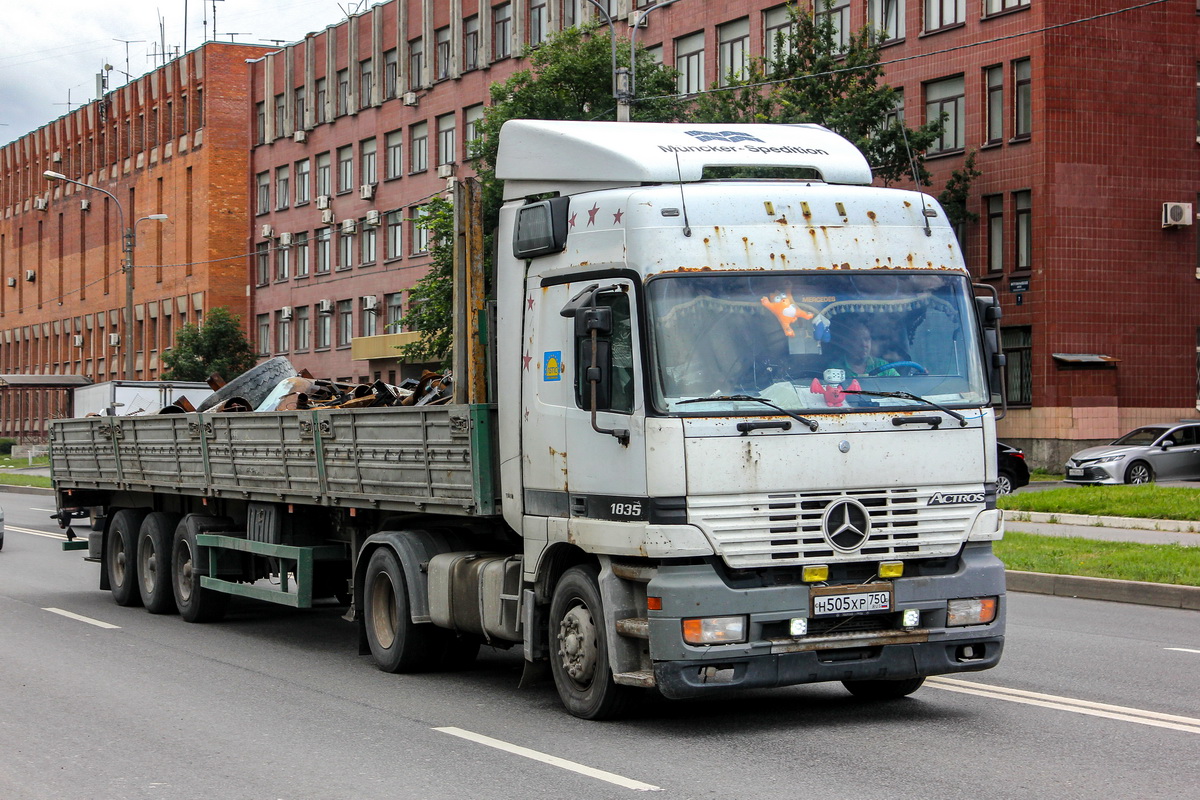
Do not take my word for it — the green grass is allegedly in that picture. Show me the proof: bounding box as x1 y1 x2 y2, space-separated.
997 531 1200 586
1029 467 1063 482
0 473 53 489
0 455 49 469
998 484 1200 521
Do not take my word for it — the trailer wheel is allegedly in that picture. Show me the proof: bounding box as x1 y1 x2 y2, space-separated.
106 509 147 607
363 547 444 673
196 355 297 412
172 520 230 623
842 676 925 700
549 565 634 720
137 512 181 614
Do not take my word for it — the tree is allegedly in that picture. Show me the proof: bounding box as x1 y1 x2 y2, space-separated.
160 306 257 382
396 198 455 367
688 3 943 187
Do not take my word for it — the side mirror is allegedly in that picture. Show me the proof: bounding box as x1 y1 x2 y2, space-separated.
578 339 613 411
1161 440 1175 450
575 305 612 338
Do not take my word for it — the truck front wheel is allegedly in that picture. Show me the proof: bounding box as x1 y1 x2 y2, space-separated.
363 547 443 673
106 509 147 607
842 676 925 700
138 512 181 614
549 566 633 720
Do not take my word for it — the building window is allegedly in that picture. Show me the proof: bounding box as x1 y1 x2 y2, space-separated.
529 0 548 47
256 172 270 215
337 300 353 347
386 131 403 179
676 32 705 95
868 0 905 42
316 152 331 197
294 306 310 351
925 75 965 154
409 38 424 90
412 205 431 254
411 122 428 173
1013 58 1032 140
386 211 404 259
883 89 905 128
437 114 456 166
315 78 328 124
924 0 965 31
1014 190 1032 271
494 3 513 60
255 242 270 285
275 311 291 352
361 138 377 185
361 225 377 265
294 86 307 129
985 195 1003 273
359 59 373 109
274 93 287 137
383 49 398 99
816 0 849 51
562 0 581 27
317 307 332 349
257 314 271 356
985 0 1029 15
255 102 266 143
436 27 452 80
295 159 310 205
386 292 404 329
294 231 309 277
316 227 332 274
275 241 290 281
1002 326 1032 406
275 166 290 210
361 305 378 337
763 6 793 68
336 69 350 116
339 228 355 269
337 145 354 193
464 104 484 160
985 65 1003 145
463 16 480 71
718 19 749 87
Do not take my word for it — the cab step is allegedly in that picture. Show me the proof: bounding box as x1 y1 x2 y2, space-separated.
615 617 649 639
613 670 655 688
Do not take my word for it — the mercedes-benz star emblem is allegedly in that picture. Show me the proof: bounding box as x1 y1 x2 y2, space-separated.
822 499 871 552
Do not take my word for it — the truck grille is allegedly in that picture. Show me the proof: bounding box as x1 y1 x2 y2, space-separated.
688 486 976 569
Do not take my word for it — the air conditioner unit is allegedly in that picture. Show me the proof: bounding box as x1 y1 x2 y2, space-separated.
341 218 357 233
364 209 381 227
293 129 307 143
52 151 63 163
280 306 293 321
279 232 294 246
403 91 419 106
109 333 121 346
24 270 35 282
321 209 335 224
5 278 15 288
317 299 334 314
1162 202 1193 228
360 294 378 311
80 198 91 211
261 224 274 239
33 197 48 211
316 195 330 210
359 183 374 200
436 163 455 179
73 335 84 347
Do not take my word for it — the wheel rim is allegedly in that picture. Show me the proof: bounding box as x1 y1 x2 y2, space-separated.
111 531 128 586
1130 465 1150 484
369 571 399 650
557 601 599 688
176 540 194 603
997 476 1012 495
139 536 158 593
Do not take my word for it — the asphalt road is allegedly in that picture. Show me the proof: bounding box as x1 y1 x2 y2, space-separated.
1 491 1199 799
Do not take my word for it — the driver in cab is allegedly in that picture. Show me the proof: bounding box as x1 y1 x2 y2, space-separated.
826 316 898 378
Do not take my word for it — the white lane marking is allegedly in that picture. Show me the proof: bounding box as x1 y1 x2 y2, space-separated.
43 608 120 629
1165 647 1200 655
29 507 59 513
7 524 72 540
928 677 1200 734
434 726 661 792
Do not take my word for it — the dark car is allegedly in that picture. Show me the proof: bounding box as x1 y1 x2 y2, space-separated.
996 442 1030 495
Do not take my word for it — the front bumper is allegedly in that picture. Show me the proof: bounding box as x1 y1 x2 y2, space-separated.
643 542 1006 699
1063 463 1123 484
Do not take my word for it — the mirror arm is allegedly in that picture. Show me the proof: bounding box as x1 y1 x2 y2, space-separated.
588 326 629 445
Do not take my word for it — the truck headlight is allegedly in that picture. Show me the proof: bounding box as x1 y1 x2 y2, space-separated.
946 597 998 627
682 616 747 645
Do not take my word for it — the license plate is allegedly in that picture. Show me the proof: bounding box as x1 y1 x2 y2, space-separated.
1068 468 1084 477
811 585 892 617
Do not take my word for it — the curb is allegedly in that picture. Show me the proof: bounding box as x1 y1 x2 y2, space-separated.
0 483 53 496
1003 509 1200 534
1006 570 1200 611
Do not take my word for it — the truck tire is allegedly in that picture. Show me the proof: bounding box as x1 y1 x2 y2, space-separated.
842 676 926 700
549 565 634 720
172 519 230 623
196 356 297 412
106 509 147 607
363 547 445 673
137 512 181 614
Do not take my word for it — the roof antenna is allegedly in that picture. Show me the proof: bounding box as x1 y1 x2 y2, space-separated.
899 122 934 238
674 151 692 237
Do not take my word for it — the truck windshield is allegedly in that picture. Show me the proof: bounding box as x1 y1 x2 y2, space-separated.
645 271 989 416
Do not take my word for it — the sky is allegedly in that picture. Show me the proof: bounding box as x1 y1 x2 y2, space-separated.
1 0 376 146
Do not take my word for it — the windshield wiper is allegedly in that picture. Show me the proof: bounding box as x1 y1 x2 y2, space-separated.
841 389 967 427
675 395 819 432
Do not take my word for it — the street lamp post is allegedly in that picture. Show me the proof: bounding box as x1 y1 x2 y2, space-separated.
585 0 683 122
43 170 167 380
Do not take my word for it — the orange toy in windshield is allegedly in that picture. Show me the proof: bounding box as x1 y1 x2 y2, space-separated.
760 291 814 337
